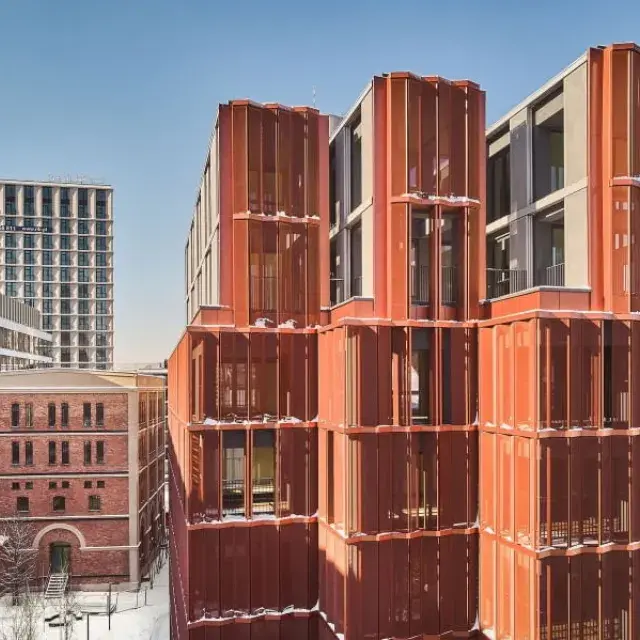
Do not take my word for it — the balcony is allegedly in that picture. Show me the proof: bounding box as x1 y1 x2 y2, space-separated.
538 262 565 288
411 265 429 305
486 263 565 299
330 278 344 306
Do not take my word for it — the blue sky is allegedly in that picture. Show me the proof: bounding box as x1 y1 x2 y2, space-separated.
0 0 637 363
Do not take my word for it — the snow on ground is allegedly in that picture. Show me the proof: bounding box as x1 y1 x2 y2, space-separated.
0 560 169 640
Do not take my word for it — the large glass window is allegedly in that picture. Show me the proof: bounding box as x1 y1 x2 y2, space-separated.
349 222 362 297
96 190 108 219
78 189 89 218
42 186 53 217
4 266 16 281
4 185 16 215
23 186 34 216
252 430 275 515
60 188 71 217
222 431 245 516
5 250 16 264
60 235 72 250
23 235 34 249
11 441 19 465
350 111 362 211
78 237 90 251
96 237 107 251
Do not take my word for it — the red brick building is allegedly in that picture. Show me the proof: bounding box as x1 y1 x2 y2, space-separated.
0 369 166 588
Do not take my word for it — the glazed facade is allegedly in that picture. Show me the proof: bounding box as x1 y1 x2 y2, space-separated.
169 42 640 640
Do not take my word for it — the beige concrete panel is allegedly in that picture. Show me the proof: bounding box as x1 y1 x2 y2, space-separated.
533 91 563 126
563 62 588 186
564 187 589 288
509 108 528 130
360 88 374 205
488 132 510 158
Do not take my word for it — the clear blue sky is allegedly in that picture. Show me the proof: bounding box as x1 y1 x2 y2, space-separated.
0 0 637 363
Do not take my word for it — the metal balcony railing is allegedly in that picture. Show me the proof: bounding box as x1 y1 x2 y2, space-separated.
441 266 457 305
222 479 245 516
251 477 275 515
540 262 565 287
411 264 430 304
486 268 529 299
330 278 344 306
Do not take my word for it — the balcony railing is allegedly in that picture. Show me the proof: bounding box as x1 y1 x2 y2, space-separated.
441 266 457 305
222 479 245 516
251 477 275 515
539 262 565 287
411 265 429 304
486 268 529 298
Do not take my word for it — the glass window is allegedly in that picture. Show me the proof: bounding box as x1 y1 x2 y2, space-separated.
5 266 16 281
23 186 34 216
25 403 33 428
59 188 71 217
11 482 19 490
43 299 53 314
96 333 109 347
96 301 108 315
60 268 72 283
25 441 33 465
84 441 91 464
78 236 90 251
61 481 69 489
24 266 35 280
96 269 108 283
24 283 36 298
83 403 91 427
23 251 35 265
23 235 34 249
60 219 72 234
5 234 17 248
5 283 17 297
60 235 72 250
61 300 71 315
16 497 29 513
78 220 89 235
96 237 107 251
61 441 69 465
84 480 92 489
95 253 107 267
78 189 89 218
42 186 53 216
61 316 71 330
96 441 104 464
97 480 105 489
96 221 107 236
11 403 19 427
96 317 109 331
48 402 56 427
88 495 101 511
78 268 90 283
43 234 53 249
61 402 69 427
78 253 90 267
11 441 19 465
48 441 56 464
42 250 53 265
52 496 65 512
43 315 54 331
25 481 33 490
96 285 108 299
61 285 71 299
60 251 72 266
96 190 108 219
5 185 16 214
79 284 90 299
78 301 90 315
43 283 54 297
96 403 104 427
43 267 54 282
79 316 92 330
5 249 16 264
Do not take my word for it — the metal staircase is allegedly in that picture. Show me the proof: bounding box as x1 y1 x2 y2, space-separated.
45 573 68 599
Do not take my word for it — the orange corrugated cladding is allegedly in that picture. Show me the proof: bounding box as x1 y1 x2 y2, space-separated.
169 44 640 640
479 44 640 640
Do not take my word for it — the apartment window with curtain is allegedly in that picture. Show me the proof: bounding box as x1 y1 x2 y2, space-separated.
25 442 33 466
96 403 104 428
11 403 19 428
96 441 104 464
83 403 91 427
11 442 19 466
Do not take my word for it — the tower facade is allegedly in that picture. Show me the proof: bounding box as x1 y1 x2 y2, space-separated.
169 101 328 639
319 73 485 638
480 43 640 639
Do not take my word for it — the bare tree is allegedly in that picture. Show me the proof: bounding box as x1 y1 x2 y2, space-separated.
0 518 40 640
0 518 37 605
